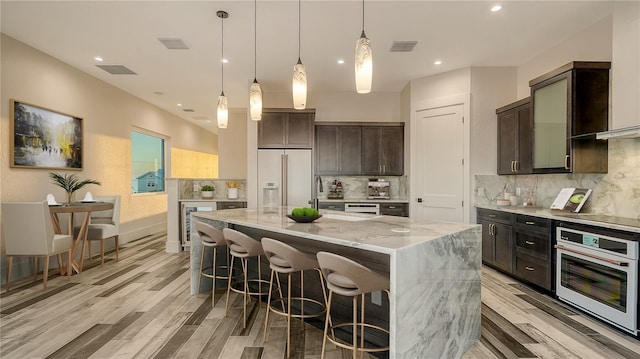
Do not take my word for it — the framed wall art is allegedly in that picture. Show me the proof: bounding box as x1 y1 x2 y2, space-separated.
10 99 83 170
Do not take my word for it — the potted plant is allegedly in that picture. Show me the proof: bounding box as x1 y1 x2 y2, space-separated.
201 184 215 199
50 172 101 204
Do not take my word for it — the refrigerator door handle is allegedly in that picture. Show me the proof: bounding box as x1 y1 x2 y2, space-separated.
282 154 288 206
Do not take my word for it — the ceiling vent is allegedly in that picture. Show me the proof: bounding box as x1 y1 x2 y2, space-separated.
182 108 196 112
158 38 190 50
96 65 137 75
390 41 419 52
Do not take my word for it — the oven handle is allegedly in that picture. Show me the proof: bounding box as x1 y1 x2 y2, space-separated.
554 244 629 267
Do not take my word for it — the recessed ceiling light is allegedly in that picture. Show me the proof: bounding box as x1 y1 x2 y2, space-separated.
222 58 229 63
94 56 103 62
177 103 182 107
337 59 345 65
434 60 442 65
491 5 502 12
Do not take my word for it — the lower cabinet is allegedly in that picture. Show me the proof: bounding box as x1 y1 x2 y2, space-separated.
379 203 409 217
477 208 553 291
318 202 345 211
217 201 247 210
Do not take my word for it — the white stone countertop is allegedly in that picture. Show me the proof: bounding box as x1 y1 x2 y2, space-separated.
318 198 410 203
179 198 247 202
476 204 640 234
192 206 478 254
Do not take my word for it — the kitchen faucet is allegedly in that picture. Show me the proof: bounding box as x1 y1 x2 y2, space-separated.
310 175 323 209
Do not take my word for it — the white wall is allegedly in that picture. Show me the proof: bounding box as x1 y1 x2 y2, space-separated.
1 34 218 242
516 16 613 99
218 108 248 179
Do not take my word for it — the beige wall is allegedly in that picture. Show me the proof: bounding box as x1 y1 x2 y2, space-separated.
218 108 248 179
1 34 218 242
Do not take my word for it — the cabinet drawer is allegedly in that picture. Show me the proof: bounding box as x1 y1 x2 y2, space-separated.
380 203 408 217
514 230 549 259
477 209 513 225
515 215 549 232
318 202 345 211
513 254 551 290
217 201 247 210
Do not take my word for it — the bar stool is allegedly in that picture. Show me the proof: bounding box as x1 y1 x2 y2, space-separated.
261 237 328 358
195 222 230 306
316 251 390 359
222 228 270 329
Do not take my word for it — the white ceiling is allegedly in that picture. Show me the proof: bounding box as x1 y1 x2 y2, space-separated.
1 1 613 134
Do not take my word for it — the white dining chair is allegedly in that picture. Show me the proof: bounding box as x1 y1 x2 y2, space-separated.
77 195 121 267
2 201 73 290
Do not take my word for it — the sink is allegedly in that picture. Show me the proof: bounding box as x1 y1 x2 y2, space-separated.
323 213 375 222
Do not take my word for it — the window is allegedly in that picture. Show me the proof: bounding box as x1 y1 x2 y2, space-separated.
131 130 165 193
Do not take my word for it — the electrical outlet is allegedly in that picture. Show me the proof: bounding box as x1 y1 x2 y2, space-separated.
477 187 485 196
516 187 521 196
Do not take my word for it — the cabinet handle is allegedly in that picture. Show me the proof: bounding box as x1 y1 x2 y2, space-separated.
389 206 396 209
525 266 535 271
525 241 535 245
511 161 515 173
564 155 570 170
489 214 496 218
515 161 519 173
489 223 495 236
525 221 535 225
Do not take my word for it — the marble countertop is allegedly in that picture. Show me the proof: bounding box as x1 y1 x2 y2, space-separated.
193 206 478 254
318 198 410 203
179 198 247 202
476 204 640 234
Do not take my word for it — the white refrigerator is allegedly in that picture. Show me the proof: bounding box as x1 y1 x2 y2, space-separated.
257 149 312 208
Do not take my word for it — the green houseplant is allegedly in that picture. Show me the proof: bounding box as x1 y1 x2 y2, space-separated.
201 184 215 199
50 172 101 204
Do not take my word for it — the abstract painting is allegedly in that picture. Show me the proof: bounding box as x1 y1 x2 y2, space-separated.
10 99 83 170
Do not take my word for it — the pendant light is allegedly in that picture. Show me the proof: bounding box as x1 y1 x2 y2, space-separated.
217 10 229 129
292 0 307 110
355 0 372 94
249 0 262 121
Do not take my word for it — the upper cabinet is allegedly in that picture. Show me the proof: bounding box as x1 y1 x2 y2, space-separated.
258 110 315 149
529 61 610 173
496 98 532 175
315 125 362 175
361 125 404 176
314 123 404 176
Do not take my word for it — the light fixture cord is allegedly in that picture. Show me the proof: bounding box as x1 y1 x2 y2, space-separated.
362 0 365 32
221 14 225 92
298 0 301 59
254 0 257 78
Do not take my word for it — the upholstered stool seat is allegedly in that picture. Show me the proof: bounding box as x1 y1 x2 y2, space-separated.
316 251 390 359
222 228 270 329
261 237 328 357
195 222 230 306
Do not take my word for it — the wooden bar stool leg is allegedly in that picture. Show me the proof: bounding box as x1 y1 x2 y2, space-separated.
6 256 13 291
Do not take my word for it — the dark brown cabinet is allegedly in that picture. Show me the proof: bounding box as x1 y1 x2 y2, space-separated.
315 125 362 175
513 215 552 290
216 201 247 210
478 209 513 272
258 110 314 149
529 62 609 173
496 98 532 175
361 125 404 176
318 202 345 211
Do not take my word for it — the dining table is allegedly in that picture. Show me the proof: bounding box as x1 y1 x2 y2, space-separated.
49 201 114 274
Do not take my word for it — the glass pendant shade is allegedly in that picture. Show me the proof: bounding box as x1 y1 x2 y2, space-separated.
355 31 372 94
217 92 228 129
249 80 263 121
292 58 307 110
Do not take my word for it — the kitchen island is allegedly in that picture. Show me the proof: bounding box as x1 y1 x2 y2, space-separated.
191 207 482 359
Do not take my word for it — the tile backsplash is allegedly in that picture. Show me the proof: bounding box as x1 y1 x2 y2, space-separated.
316 175 408 200
474 139 640 219
178 178 247 200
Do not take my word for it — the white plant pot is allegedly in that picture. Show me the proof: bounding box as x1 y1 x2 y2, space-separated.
201 191 214 199
227 188 238 199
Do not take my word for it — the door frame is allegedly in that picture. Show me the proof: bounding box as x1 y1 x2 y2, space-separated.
410 93 471 223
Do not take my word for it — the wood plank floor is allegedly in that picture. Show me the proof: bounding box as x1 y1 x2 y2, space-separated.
1 232 639 359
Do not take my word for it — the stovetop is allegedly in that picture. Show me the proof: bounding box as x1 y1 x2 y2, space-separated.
555 214 640 229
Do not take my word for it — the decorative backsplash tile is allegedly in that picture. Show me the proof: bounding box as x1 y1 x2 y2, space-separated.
178 178 247 200
316 175 408 200
474 139 640 219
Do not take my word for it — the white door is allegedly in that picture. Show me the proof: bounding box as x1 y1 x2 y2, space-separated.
414 104 464 222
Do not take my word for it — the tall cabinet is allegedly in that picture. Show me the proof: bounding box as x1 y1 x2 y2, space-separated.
529 61 610 173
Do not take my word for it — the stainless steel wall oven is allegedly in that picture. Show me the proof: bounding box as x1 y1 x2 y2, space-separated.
555 224 638 335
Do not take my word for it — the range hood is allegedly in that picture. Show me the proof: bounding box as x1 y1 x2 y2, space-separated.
596 125 640 140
